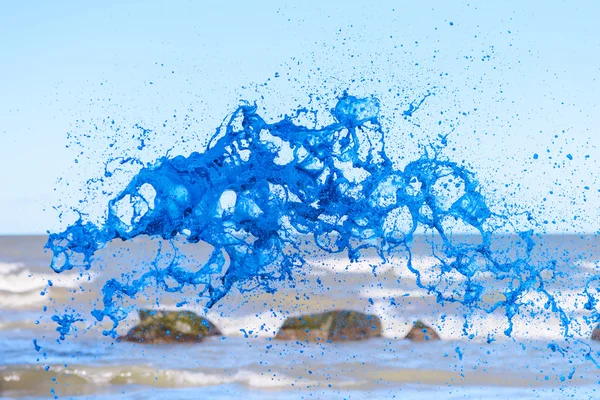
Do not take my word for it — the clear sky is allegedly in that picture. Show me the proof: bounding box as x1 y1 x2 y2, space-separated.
1 0 599 235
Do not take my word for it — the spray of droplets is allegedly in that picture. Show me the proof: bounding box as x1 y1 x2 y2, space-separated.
45 94 598 348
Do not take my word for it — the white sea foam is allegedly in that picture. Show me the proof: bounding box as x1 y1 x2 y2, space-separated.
0 291 47 308
210 312 286 338
164 369 312 388
307 255 442 279
2 373 20 382
0 268 95 293
0 261 24 275
0 264 96 309
50 366 323 389
368 287 599 341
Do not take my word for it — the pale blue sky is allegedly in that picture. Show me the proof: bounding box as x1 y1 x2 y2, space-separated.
1 0 599 234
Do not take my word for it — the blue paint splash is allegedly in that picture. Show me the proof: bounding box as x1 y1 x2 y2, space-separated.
455 346 463 360
44 94 593 343
52 314 83 341
402 92 431 117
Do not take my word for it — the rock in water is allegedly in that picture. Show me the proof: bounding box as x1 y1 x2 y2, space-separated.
592 325 600 341
120 310 221 344
275 310 382 342
405 320 441 341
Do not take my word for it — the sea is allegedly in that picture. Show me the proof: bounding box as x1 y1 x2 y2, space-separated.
1 234 599 399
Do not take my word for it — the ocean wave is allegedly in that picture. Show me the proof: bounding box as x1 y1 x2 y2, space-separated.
0 261 24 275
0 364 334 393
0 290 47 308
1 360 592 398
307 256 449 280
0 268 94 294
0 319 41 331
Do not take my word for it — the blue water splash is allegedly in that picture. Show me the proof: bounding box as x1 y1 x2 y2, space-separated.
455 346 464 361
45 94 587 341
402 92 431 117
52 314 83 341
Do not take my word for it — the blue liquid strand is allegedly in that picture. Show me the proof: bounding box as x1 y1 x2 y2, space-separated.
44 94 597 349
